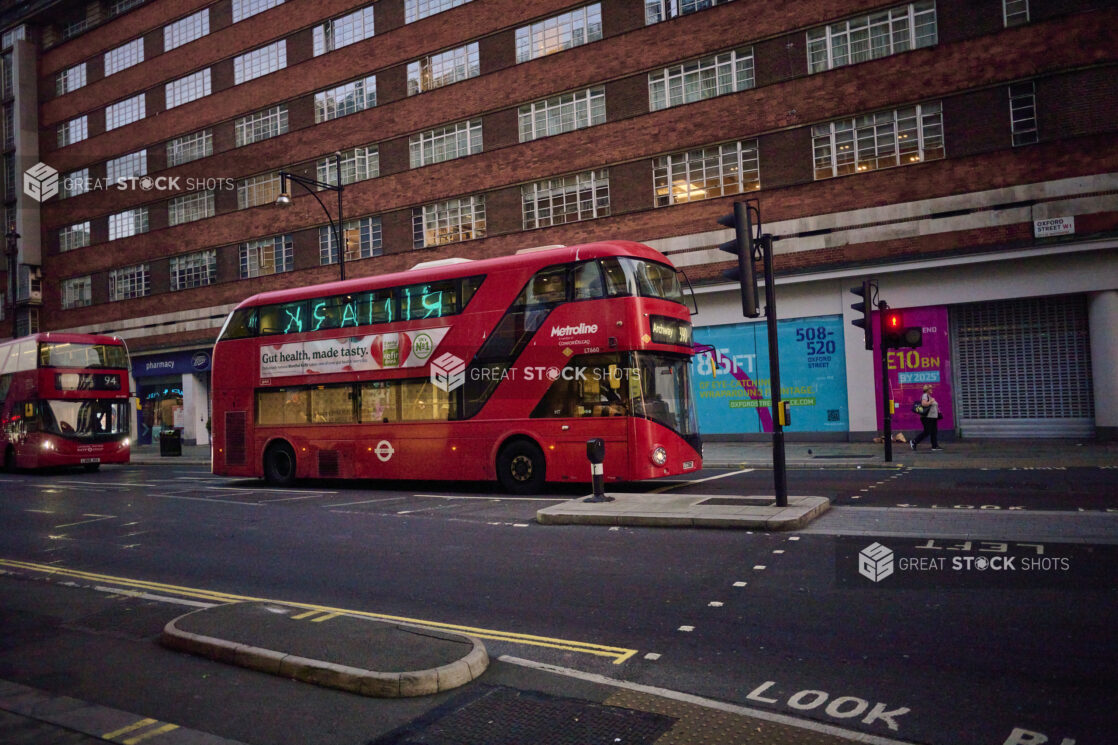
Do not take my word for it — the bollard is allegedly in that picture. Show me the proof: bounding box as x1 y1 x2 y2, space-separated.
584 438 613 502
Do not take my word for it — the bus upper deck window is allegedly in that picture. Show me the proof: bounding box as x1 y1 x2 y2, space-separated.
571 262 604 300
220 308 258 340
516 265 567 307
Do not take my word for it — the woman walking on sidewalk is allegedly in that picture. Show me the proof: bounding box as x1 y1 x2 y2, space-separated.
910 384 942 451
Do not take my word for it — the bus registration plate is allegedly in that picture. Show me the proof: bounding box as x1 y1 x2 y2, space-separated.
81 458 101 464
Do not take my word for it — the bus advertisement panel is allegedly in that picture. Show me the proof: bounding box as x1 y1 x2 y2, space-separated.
0 333 132 471
211 242 702 493
692 315 849 434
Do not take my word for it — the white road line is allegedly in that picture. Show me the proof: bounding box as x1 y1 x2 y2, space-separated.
412 494 563 502
148 493 263 506
649 469 753 494
94 585 216 608
326 497 409 507
54 514 116 528
499 656 919 745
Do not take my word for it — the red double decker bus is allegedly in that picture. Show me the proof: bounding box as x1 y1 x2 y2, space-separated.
0 333 132 471
210 241 701 493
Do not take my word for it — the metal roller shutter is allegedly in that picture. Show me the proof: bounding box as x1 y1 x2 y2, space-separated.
951 296 1094 437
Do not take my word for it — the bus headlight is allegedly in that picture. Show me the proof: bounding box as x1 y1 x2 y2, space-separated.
650 446 667 466
41 440 56 451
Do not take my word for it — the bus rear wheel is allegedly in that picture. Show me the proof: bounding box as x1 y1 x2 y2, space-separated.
263 441 297 487
497 440 546 495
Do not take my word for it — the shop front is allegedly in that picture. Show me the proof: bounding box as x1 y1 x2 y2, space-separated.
132 349 212 446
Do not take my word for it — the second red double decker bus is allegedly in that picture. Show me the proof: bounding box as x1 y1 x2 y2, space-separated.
211 241 701 492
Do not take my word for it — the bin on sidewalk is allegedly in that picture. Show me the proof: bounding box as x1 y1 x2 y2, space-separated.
160 428 183 457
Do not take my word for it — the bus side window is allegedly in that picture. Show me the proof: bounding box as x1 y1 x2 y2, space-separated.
258 305 284 335
600 258 635 297
400 379 455 421
515 265 568 307
221 308 258 340
360 381 398 423
571 262 604 300
310 385 355 423
460 275 484 310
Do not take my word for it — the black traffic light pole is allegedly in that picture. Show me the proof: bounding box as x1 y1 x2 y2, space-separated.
759 234 788 506
878 300 893 462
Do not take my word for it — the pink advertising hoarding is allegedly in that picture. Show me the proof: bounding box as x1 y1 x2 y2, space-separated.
873 306 953 431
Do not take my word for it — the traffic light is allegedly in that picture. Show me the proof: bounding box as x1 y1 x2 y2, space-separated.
882 310 923 349
718 201 759 318
849 279 873 350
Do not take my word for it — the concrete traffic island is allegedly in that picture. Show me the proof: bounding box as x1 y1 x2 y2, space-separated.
161 601 488 697
536 494 830 529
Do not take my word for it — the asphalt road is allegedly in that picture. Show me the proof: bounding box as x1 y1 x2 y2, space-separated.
1 463 1115 745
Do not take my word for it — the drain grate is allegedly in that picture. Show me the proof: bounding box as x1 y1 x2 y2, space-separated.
694 497 775 507
369 685 676 745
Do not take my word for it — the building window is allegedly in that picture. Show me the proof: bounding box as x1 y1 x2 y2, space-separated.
109 264 150 301
56 62 86 95
409 119 482 168
169 190 215 226
649 47 753 112
238 172 283 209
235 105 288 147
106 150 148 184
240 234 293 277
105 93 145 130
317 145 379 187
405 0 471 23
654 140 759 206
110 0 146 15
108 207 149 240
314 6 374 55
645 0 732 25
412 195 486 248
167 129 212 166
812 102 943 180
407 43 479 95
319 216 382 264
523 169 609 229
59 222 91 252
234 39 286 84
1004 0 1028 26
807 2 937 74
164 9 209 51
57 116 88 147
104 38 143 76
165 69 211 109
519 87 605 142
516 4 602 63
1009 81 1037 146
61 276 92 309
233 0 283 23
171 250 217 289
60 168 89 199
314 75 376 122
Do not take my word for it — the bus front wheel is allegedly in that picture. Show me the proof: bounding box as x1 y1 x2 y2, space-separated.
497 440 546 495
263 441 297 487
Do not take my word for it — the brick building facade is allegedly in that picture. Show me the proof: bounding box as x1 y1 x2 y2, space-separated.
3 0 1116 445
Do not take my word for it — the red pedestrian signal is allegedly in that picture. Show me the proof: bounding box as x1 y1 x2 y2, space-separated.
882 310 923 349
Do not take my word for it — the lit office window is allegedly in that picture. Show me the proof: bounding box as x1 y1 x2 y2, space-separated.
61 276 92 309
654 140 759 206
649 47 753 111
519 87 605 142
812 102 944 179
405 0 471 23
234 39 286 84
235 105 288 146
412 195 485 248
314 75 376 121
319 216 382 264
522 169 609 228
807 2 937 73
108 207 149 240
237 172 283 209
59 222 91 252
104 38 143 76
164 9 209 51
240 234 293 277
410 119 482 168
407 43 478 95
317 146 379 187
56 62 86 95
314 6 374 55
105 93 146 130
171 250 217 289
109 264 150 301
165 69 211 109
515 4 602 63
167 129 213 166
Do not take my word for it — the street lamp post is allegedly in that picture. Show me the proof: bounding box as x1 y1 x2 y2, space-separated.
4 227 18 335
276 152 346 280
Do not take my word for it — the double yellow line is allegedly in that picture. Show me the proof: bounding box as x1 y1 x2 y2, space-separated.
0 558 637 664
